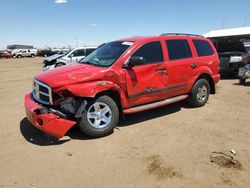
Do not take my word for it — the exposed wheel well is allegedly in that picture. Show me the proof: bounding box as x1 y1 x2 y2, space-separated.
195 74 215 94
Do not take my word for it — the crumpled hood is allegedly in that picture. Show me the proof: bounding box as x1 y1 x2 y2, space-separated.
36 63 107 88
44 54 63 63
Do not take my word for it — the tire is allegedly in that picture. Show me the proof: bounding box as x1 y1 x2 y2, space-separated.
188 79 210 107
78 95 119 137
239 78 246 85
17 55 21 58
31 54 35 58
55 63 65 67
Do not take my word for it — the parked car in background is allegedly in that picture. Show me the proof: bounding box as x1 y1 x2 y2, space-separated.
244 44 250 53
42 53 65 70
214 40 247 77
12 49 37 58
0 50 12 58
25 34 220 138
43 46 97 71
38 48 66 57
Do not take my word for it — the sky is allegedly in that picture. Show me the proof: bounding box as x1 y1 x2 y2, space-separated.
0 0 250 49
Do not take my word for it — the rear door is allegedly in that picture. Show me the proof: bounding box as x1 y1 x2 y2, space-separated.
164 39 196 96
125 41 168 107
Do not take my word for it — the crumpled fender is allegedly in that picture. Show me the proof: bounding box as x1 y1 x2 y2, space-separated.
60 81 128 108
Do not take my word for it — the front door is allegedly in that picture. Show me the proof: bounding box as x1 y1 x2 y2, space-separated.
125 41 168 107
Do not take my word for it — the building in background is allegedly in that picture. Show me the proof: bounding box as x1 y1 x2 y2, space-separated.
7 44 34 50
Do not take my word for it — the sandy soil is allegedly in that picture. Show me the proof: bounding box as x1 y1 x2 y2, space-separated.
0 57 250 188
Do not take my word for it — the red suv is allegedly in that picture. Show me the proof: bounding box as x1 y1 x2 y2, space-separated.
24 34 220 138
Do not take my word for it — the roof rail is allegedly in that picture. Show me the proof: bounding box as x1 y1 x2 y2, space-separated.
160 33 204 37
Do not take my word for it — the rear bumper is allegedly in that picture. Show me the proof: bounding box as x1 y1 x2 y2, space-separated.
24 94 76 138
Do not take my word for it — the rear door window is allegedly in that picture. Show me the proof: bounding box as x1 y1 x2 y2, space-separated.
166 40 192 60
193 40 214 57
132 41 163 64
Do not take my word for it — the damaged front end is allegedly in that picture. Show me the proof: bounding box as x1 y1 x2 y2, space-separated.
25 80 88 138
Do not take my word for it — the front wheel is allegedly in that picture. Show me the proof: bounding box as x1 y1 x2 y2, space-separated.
78 95 119 137
188 79 210 107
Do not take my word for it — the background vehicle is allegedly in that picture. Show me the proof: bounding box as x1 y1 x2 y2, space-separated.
25 34 220 138
42 54 64 71
38 49 65 57
12 49 37 58
56 46 97 65
244 44 250 53
214 40 247 77
238 64 250 84
0 50 12 58
43 46 97 70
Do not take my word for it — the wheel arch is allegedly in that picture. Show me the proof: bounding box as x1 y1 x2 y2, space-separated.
195 73 215 94
95 90 124 119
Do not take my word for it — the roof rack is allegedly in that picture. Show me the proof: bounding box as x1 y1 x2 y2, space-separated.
160 33 204 37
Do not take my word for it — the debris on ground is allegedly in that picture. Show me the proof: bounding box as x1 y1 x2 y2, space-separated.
66 152 72 156
229 149 236 156
210 151 242 170
146 155 183 179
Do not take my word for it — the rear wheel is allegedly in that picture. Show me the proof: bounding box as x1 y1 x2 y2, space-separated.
188 79 210 107
78 95 119 137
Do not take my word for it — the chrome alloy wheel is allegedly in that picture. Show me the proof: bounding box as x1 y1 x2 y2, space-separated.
87 102 112 129
197 85 208 103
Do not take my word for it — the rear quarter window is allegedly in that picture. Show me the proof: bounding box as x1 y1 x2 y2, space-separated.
193 40 214 57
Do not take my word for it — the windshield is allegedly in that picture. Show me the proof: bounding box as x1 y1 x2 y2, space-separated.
79 41 134 67
63 49 72 56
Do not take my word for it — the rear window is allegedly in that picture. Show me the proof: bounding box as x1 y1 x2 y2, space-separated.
166 40 192 60
193 40 214 57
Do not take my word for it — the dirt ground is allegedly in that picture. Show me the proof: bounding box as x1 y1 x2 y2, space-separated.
0 57 250 188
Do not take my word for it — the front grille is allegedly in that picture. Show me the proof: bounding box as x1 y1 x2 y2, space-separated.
32 79 53 105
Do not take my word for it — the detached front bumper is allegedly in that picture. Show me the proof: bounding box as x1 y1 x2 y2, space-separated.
24 94 76 138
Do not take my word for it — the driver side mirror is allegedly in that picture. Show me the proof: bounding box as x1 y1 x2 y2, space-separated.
124 56 145 68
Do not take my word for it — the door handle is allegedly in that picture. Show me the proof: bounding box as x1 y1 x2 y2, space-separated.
156 68 167 73
191 63 197 68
